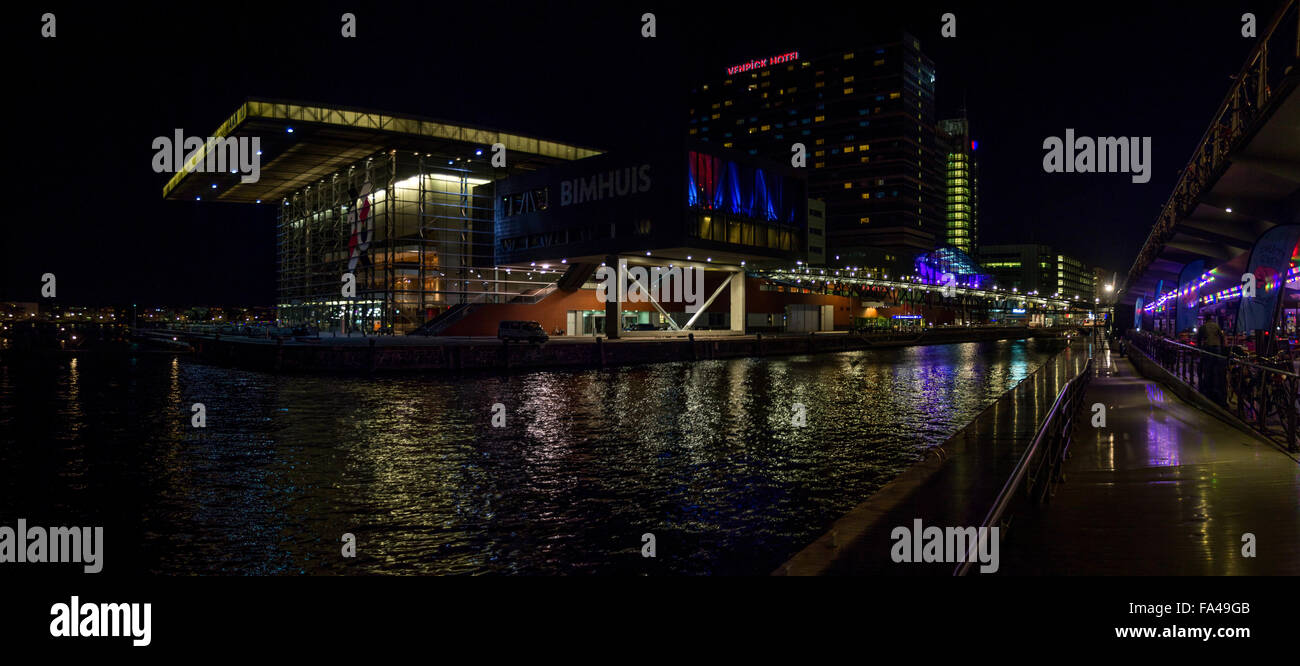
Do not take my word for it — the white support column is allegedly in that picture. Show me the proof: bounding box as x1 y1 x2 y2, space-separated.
730 269 746 332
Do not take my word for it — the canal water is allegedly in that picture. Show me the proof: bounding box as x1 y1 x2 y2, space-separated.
0 338 1066 575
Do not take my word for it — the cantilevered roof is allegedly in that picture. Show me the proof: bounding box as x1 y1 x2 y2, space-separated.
162 98 604 204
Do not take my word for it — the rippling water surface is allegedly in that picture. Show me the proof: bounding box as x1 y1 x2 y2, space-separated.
0 339 1064 575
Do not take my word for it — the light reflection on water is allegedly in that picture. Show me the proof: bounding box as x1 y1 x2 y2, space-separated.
0 338 1061 575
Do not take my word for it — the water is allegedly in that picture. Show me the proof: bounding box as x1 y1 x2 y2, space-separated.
0 338 1064 575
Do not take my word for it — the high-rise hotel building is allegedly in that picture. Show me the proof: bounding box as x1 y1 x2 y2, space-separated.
938 117 978 255
688 33 945 264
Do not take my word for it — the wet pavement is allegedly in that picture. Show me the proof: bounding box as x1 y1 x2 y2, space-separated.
1000 343 1300 575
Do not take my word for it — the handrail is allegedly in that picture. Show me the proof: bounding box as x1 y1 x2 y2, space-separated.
1132 332 1299 378
955 356 1093 575
1127 331 1298 450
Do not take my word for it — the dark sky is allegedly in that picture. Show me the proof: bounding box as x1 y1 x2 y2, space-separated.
8 0 1283 305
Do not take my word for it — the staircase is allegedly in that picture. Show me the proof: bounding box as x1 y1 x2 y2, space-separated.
407 303 475 336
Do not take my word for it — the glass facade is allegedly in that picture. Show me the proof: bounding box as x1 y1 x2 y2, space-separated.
276 152 535 334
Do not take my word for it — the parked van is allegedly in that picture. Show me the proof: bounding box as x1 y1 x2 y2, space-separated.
498 320 548 344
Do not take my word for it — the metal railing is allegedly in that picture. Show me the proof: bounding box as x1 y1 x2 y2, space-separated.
1126 332 1299 451
955 356 1094 575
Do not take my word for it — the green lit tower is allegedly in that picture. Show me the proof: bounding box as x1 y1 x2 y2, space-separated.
939 117 978 255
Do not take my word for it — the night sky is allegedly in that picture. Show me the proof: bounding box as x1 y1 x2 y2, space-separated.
8 0 1282 305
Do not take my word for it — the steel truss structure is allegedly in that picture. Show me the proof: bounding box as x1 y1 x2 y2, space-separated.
276 151 559 334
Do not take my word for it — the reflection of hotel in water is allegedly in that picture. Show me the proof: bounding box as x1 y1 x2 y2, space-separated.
162 99 601 334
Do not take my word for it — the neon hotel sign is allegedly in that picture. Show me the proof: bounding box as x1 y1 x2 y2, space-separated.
725 50 799 75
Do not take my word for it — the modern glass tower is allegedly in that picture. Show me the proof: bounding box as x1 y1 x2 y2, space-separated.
939 117 978 255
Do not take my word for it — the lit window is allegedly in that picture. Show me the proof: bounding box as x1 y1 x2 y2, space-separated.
843 52 855 60
844 87 854 95
890 92 901 99
843 182 852 189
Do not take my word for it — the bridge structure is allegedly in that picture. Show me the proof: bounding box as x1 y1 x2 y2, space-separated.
1119 0 1300 334
749 266 1088 317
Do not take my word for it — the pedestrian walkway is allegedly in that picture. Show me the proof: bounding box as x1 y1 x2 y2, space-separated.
1000 342 1300 575
778 341 1093 575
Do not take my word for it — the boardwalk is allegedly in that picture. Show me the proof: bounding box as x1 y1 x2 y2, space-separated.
1001 343 1300 575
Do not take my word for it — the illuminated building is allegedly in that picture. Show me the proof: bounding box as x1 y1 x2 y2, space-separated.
979 244 1093 301
938 117 978 255
688 34 946 264
161 99 601 333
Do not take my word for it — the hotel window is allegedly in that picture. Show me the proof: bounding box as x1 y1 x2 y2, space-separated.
873 59 885 66
723 142 733 147
815 81 825 88
815 161 825 168
859 216 870 223
724 100 733 106
860 193 870 199
815 150 825 156
843 182 852 189
711 103 720 109
843 52 855 60
843 76 855 83
815 115 825 122
889 92 901 99
761 70 770 77
710 113 719 120
844 87 854 95
844 146 855 153
760 125 770 131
